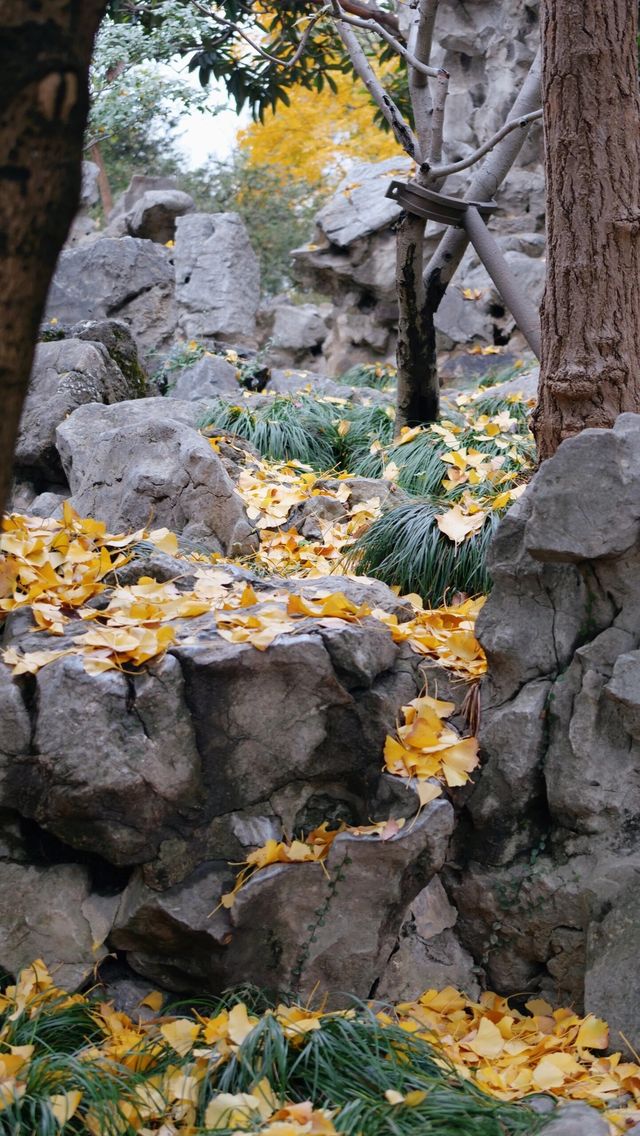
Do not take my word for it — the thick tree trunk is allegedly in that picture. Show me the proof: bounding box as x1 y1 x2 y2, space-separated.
0 1 107 519
532 0 640 460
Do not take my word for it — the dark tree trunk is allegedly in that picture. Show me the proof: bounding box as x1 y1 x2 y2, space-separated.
532 0 640 460
0 0 107 518
395 212 439 428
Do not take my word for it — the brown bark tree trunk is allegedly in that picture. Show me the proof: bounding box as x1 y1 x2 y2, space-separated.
0 0 107 519
532 0 640 460
90 141 114 215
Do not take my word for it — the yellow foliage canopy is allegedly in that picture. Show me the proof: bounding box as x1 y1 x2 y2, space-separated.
237 71 398 185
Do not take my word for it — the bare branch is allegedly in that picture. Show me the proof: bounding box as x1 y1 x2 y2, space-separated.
332 4 421 160
423 48 542 291
311 0 400 33
331 10 441 77
428 68 448 165
432 107 543 178
411 0 440 88
189 0 331 68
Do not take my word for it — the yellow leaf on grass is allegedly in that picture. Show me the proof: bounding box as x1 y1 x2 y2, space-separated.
49 1090 83 1127
160 1019 200 1057
228 1003 258 1046
436 505 487 544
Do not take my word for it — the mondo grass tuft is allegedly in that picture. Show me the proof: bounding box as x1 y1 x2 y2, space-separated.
336 362 397 390
347 501 500 606
0 972 550 1136
199 395 342 470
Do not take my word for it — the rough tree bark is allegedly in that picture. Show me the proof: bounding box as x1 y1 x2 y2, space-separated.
532 0 640 459
0 0 107 519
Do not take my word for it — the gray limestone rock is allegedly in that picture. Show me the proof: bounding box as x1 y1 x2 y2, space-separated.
127 189 195 243
2 654 202 865
46 236 176 357
0 862 118 990
585 887 640 1057
450 413 640 1035
114 800 453 999
166 355 240 400
174 213 260 343
55 398 257 556
16 338 138 479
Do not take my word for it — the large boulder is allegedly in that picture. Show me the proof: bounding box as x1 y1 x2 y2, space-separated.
15 338 141 480
127 189 196 244
174 213 260 343
2 654 202 866
166 355 240 400
447 414 640 1046
112 803 453 999
0 861 118 989
55 398 258 555
46 236 176 357
0 568 457 996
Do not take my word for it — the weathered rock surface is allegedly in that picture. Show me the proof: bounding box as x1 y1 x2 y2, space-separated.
2 654 202 866
113 800 453 999
174 213 260 343
0 558 457 996
166 355 240 400
0 861 118 990
46 237 176 357
56 399 257 555
127 189 196 243
15 338 141 480
446 414 640 1046
267 301 330 367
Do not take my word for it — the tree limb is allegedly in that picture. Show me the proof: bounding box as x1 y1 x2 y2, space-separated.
311 0 400 33
332 5 421 160
189 0 331 68
432 107 543 178
331 10 441 77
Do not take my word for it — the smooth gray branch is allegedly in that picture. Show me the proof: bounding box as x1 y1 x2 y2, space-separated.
189 0 330 68
333 5 421 160
432 107 543 178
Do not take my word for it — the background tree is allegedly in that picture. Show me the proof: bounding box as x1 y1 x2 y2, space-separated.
88 13 212 207
532 0 640 459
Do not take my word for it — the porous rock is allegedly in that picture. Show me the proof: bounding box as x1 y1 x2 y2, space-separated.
127 189 195 243
174 213 260 342
166 355 240 400
16 338 138 479
46 236 176 357
447 414 640 1045
0 861 118 990
55 398 257 555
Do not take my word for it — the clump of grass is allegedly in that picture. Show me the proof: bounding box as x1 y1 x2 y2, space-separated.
336 362 397 390
199 395 342 470
347 500 500 606
0 971 548 1136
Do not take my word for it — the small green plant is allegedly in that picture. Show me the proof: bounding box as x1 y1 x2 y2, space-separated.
337 362 397 390
199 395 342 469
347 500 500 606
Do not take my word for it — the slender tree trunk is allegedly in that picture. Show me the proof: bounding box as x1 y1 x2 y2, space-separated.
396 212 437 427
90 140 113 215
532 0 640 459
0 0 107 519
